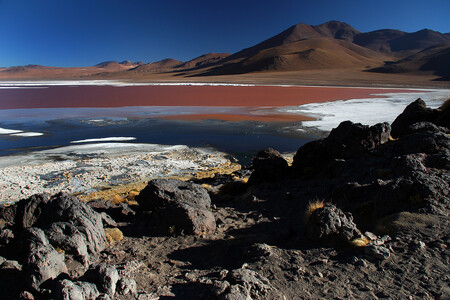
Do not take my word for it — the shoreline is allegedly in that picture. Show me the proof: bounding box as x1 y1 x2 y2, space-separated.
0 143 241 204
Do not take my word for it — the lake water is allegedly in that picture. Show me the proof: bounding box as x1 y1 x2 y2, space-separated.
0 81 448 164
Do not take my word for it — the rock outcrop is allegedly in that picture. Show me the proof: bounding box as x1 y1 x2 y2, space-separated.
248 148 289 184
306 203 362 243
136 179 216 235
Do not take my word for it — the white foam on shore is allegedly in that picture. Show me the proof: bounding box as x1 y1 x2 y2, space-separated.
10 132 44 137
71 137 136 144
279 90 450 132
0 127 43 137
0 127 23 134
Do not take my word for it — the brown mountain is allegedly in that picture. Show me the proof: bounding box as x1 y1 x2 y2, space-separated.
354 28 450 57
176 53 230 69
312 20 361 41
129 58 184 73
368 43 450 80
198 21 450 76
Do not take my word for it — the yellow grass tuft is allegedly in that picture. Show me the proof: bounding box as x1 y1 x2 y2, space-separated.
201 183 212 189
305 199 324 222
105 228 124 245
55 247 65 255
111 194 127 205
350 236 370 247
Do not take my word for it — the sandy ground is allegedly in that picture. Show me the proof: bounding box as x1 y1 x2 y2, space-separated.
1 67 449 89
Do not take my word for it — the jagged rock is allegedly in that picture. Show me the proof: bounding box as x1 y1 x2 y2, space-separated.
391 98 439 138
391 122 450 155
248 148 289 184
117 277 137 295
220 268 282 299
0 258 22 271
100 212 118 227
54 279 100 300
0 203 17 228
94 263 120 297
44 222 90 265
0 227 14 245
36 193 107 264
306 203 361 243
364 244 391 260
292 121 390 176
23 227 68 292
18 291 34 300
136 179 216 235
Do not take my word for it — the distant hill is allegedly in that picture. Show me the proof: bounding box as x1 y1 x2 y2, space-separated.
354 29 450 57
176 53 230 69
368 43 450 80
129 59 184 73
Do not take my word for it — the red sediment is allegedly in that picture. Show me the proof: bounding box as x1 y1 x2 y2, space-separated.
0 85 419 109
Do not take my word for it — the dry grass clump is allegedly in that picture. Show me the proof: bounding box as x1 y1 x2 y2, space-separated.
105 227 124 245
350 236 370 247
305 199 324 222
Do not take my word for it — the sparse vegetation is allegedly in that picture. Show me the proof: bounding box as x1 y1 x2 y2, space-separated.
105 227 124 245
305 199 324 222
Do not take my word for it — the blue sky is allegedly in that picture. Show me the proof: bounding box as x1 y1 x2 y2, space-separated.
0 0 449 67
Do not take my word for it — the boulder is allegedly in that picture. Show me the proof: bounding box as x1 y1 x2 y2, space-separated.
391 98 439 138
23 228 68 292
36 193 107 264
306 203 361 243
94 263 120 297
292 121 390 177
54 279 100 300
248 148 289 184
136 179 216 235
117 277 137 296
44 222 90 265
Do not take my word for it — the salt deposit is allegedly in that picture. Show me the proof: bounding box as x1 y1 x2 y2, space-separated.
0 143 234 203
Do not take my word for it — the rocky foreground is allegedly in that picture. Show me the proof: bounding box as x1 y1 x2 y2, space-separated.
0 98 449 299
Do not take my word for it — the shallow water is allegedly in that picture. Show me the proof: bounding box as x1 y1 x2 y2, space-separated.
0 82 447 165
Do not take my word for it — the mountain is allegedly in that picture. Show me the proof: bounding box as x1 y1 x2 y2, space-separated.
198 21 450 76
312 20 361 41
175 53 230 69
354 29 450 57
368 43 450 80
129 58 184 73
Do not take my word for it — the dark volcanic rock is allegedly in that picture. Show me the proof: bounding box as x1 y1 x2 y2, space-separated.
306 203 361 243
23 227 68 292
391 98 439 138
36 193 107 264
136 179 216 235
248 148 289 184
292 121 390 177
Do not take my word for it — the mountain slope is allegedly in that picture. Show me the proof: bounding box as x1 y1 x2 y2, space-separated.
368 43 450 79
204 38 388 75
176 53 230 69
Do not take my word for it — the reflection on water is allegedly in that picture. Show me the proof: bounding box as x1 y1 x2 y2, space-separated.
0 110 314 165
